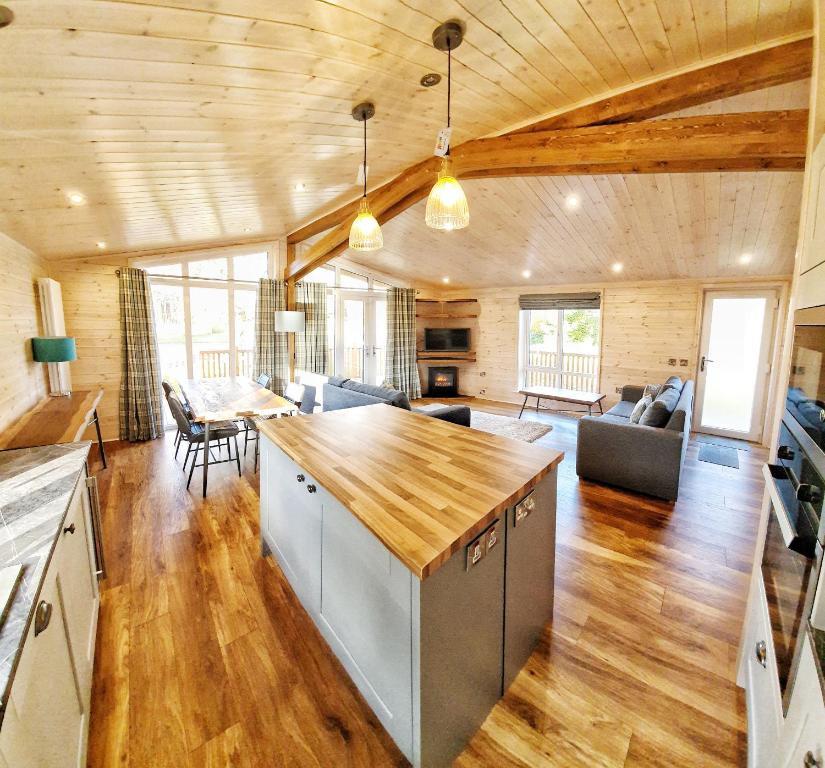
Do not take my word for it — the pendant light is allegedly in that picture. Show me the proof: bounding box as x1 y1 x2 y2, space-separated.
426 21 469 232
348 102 383 252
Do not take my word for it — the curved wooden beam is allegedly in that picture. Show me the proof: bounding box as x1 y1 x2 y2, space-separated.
286 110 807 281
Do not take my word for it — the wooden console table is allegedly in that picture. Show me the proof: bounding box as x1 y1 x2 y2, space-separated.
0 389 106 467
518 385 605 418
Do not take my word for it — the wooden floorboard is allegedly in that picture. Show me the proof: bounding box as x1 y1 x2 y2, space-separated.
87 398 762 767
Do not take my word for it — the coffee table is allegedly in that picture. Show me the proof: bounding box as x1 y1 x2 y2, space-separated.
518 386 605 418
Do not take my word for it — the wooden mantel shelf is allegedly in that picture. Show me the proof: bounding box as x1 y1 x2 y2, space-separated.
416 312 479 319
415 298 478 304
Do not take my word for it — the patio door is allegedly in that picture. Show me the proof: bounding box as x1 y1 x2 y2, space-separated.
695 290 778 442
338 292 387 385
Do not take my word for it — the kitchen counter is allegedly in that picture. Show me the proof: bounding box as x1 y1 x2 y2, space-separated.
258 403 563 578
0 442 91 716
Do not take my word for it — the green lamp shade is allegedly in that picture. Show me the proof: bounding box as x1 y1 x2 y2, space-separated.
31 336 77 363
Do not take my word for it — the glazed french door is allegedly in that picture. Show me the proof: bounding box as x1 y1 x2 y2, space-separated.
337 292 387 385
695 290 778 442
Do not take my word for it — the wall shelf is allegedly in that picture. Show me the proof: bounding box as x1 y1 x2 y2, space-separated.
417 351 476 363
416 312 479 319
416 298 478 304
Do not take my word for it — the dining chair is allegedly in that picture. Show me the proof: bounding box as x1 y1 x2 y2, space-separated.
167 395 242 493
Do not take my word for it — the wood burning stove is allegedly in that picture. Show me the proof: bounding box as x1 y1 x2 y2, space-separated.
427 366 459 397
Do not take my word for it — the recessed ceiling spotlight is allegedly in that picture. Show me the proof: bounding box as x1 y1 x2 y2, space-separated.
565 194 580 210
96 241 106 249
0 6 14 29
522 270 531 278
442 276 450 284
739 253 753 265
294 182 306 192
420 73 441 87
611 262 623 273
67 191 86 206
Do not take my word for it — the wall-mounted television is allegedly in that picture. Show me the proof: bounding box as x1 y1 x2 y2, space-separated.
424 328 470 352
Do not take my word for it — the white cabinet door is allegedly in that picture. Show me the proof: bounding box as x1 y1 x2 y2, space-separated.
317 493 413 758
777 634 825 768
0 567 84 768
742 575 783 768
58 478 99 714
262 441 322 616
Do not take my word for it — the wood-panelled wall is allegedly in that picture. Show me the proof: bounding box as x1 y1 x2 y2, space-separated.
0 233 49 432
435 278 786 411
50 258 123 442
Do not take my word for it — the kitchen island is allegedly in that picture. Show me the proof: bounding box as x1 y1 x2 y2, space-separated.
258 404 563 768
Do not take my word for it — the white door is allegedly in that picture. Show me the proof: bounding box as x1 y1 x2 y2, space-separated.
337 293 387 386
695 290 777 442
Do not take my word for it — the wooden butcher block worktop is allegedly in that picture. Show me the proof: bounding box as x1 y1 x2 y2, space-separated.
258 404 563 579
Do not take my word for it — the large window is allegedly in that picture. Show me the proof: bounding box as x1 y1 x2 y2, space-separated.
140 248 271 383
519 308 601 392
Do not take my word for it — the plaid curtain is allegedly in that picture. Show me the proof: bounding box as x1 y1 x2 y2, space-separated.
118 267 164 441
383 287 422 399
295 281 328 375
254 279 289 394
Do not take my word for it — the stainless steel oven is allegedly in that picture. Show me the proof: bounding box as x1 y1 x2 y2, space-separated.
762 412 825 712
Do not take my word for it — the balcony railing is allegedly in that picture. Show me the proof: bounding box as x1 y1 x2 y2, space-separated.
525 351 599 392
340 346 385 383
199 349 254 378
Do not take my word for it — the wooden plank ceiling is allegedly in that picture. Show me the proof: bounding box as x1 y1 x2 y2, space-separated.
0 0 813 261
336 81 810 288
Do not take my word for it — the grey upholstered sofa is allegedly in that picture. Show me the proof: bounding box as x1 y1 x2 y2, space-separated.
322 377 471 427
576 378 694 501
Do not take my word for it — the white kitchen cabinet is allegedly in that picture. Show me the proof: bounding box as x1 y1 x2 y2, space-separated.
260 439 322 615
740 573 783 768
0 470 100 768
778 635 825 768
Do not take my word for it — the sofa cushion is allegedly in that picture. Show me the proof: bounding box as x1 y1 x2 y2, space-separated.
644 383 661 400
661 376 683 393
606 400 635 419
327 376 350 387
639 387 680 428
630 394 652 423
341 379 411 410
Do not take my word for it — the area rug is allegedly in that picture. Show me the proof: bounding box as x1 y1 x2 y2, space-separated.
698 443 740 469
470 411 553 443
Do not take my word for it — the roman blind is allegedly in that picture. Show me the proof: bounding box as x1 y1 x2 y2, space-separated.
518 292 601 310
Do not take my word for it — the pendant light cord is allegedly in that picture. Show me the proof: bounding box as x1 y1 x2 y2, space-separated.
446 43 451 156
363 116 367 198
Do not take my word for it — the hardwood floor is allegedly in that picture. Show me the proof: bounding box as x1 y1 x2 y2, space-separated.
87 399 763 767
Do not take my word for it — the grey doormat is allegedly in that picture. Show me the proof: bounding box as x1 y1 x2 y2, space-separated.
698 443 740 468
696 433 751 452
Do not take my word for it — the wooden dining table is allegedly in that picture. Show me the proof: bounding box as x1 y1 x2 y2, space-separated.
180 377 298 497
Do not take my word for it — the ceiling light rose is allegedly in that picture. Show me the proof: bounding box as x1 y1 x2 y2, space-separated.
348 102 383 252
426 21 469 232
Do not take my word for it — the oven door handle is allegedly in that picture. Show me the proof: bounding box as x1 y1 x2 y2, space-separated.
763 463 799 548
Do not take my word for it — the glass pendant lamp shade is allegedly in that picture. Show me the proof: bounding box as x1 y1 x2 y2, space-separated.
348 102 383 252
425 157 469 231
349 197 383 251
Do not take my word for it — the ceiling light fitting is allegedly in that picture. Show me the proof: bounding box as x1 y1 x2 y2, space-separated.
0 6 13 28
426 21 469 232
67 191 86 206
420 73 441 87
348 102 383 252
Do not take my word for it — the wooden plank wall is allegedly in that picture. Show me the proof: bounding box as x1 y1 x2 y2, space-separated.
435 279 784 410
50 258 124 441
0 232 49 432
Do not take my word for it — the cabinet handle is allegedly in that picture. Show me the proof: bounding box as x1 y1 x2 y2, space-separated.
297 474 305 483
804 752 821 768
777 445 795 460
307 484 317 494
34 600 52 636
797 483 822 504
755 640 767 668
63 523 76 535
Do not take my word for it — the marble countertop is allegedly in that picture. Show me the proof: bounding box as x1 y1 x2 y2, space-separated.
0 441 90 719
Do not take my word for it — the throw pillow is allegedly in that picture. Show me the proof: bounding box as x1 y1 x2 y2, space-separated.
661 375 683 392
643 384 661 400
639 400 671 428
630 394 652 423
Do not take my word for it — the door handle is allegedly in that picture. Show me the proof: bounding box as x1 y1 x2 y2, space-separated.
700 355 714 372
755 640 767 667
34 600 52 636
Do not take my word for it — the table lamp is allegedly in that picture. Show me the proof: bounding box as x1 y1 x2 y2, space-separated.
32 336 76 396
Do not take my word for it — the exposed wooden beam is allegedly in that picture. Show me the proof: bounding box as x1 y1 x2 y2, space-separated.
285 110 807 281
286 39 811 247
511 37 812 133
